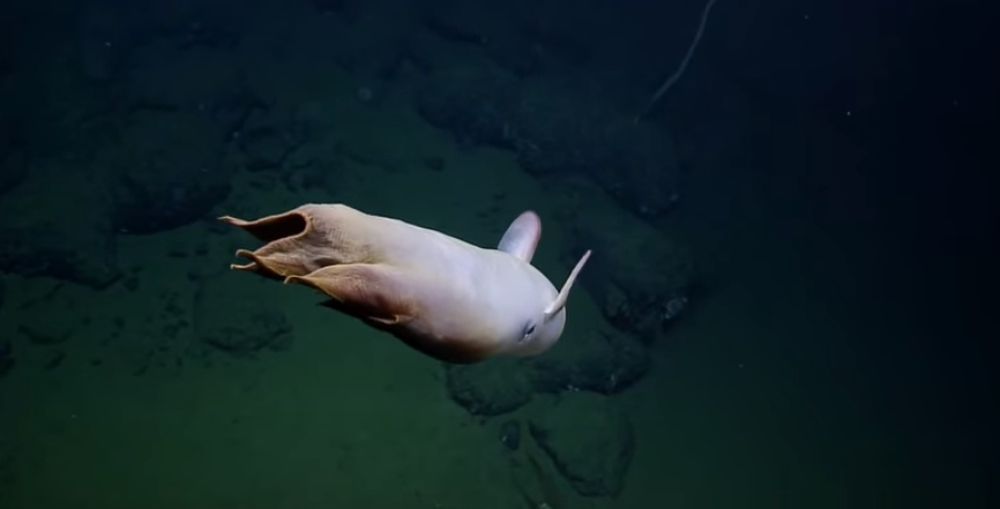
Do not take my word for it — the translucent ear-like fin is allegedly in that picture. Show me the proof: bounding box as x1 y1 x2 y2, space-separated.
544 249 592 319
497 211 541 263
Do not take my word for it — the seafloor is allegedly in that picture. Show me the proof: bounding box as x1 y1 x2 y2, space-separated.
0 1 990 508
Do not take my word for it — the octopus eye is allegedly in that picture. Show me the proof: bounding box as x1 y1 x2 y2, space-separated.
522 323 536 339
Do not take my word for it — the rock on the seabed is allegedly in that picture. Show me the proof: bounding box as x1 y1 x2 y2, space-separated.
528 392 635 497
526 327 648 395
105 109 230 234
444 325 648 417
552 178 694 340
416 66 682 218
445 358 533 416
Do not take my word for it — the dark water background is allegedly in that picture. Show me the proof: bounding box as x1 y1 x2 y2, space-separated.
1 0 996 507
